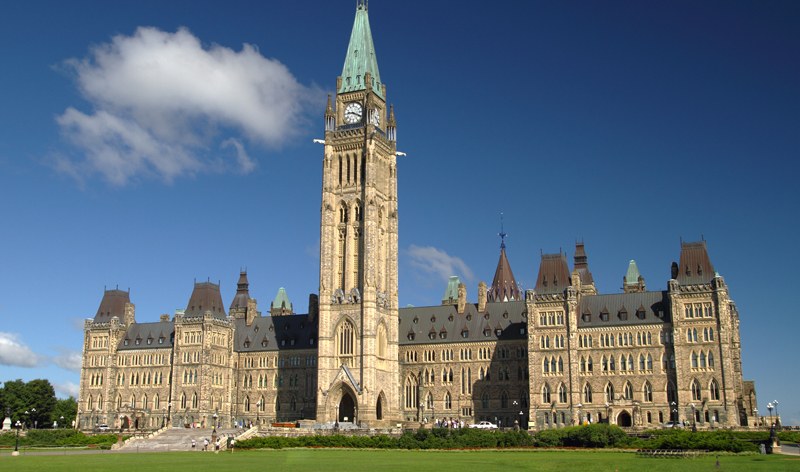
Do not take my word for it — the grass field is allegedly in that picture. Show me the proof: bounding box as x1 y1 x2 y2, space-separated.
2 449 799 472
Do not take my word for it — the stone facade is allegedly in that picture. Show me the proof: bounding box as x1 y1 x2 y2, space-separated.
77 3 756 432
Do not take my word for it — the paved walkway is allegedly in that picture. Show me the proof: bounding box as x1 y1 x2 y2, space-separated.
118 427 241 452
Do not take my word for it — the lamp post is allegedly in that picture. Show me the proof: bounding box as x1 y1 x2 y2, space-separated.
212 411 218 434
60 416 64 429
690 403 697 432
773 400 780 427
256 399 262 426
577 403 583 425
13 420 22 456
753 408 759 428
670 401 677 425
767 402 773 425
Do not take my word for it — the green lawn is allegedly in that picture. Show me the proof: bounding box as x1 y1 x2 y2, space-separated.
2 449 798 471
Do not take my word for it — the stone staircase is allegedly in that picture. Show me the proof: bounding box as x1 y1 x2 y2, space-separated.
117 427 243 452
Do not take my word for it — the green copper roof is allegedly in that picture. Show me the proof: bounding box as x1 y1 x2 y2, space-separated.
272 287 292 311
625 260 641 284
339 3 384 99
442 276 461 304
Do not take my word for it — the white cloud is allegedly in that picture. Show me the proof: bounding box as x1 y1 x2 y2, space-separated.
407 245 474 282
0 332 41 367
55 26 319 185
53 349 83 372
53 381 80 400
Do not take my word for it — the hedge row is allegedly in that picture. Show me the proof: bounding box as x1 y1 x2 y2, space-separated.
237 424 766 452
0 429 122 448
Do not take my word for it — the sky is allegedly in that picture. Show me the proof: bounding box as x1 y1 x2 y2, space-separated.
0 1 798 425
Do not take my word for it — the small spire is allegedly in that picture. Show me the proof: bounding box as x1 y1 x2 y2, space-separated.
326 94 333 115
498 212 507 249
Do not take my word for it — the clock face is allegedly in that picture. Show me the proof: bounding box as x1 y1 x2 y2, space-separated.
370 108 380 126
344 102 363 124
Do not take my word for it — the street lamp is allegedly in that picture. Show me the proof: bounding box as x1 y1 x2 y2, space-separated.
767 402 774 425
670 401 677 425
60 416 64 429
690 403 697 432
13 420 22 456
773 400 780 427
256 399 262 426
577 403 583 425
753 408 759 428
212 411 218 434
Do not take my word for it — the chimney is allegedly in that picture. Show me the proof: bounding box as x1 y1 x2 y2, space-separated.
123 302 136 326
478 282 487 312
160 314 170 322
457 283 467 314
246 298 258 326
309 294 319 323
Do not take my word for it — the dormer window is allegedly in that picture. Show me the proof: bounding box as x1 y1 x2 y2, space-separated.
466 314 472 321
135 338 141 345
618 309 628 321
146 338 152 345
582 312 591 323
697 264 703 275
261 340 268 347
124 339 129 346
430 316 436 323
413 317 419 324
495 328 503 337
158 337 164 344
483 328 491 337
636 309 646 320
407 333 415 341
310 338 315 346
254 326 259 333
461 329 469 338
600 310 609 322
429 332 436 340
244 341 250 348
448 315 454 322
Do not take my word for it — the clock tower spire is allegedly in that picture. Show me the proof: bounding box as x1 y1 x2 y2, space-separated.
316 2 399 426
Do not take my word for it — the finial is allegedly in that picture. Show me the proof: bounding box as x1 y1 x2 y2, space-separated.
498 212 507 249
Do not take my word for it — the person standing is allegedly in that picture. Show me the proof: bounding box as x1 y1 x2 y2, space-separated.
191 438 196 450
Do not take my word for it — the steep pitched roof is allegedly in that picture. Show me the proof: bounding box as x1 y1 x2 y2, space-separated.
271 287 293 315
625 260 641 284
339 2 384 99
118 320 174 350
229 271 250 311
534 252 571 295
234 314 315 352
488 247 521 302
442 276 461 304
676 241 715 285
94 289 130 323
184 281 226 319
578 291 670 328
399 301 527 346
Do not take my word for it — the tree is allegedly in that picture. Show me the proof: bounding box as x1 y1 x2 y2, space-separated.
0 379 58 428
51 397 78 428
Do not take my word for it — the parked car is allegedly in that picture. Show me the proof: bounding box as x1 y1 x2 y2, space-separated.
96 424 110 431
661 421 682 429
469 421 498 429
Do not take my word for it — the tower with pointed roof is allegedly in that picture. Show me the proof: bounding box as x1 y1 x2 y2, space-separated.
317 0 399 425
487 231 521 303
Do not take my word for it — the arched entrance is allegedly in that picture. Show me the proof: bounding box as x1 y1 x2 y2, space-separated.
339 391 356 422
376 396 383 420
617 410 632 427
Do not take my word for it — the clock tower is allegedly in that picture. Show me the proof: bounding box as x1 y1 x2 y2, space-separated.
316 1 400 426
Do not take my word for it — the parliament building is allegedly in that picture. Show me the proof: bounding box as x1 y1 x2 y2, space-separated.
78 2 757 432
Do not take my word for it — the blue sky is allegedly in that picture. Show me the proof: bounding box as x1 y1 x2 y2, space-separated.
1 1 798 425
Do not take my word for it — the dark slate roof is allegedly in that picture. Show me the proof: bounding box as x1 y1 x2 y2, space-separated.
118 321 174 350
676 241 715 285
574 242 595 285
234 314 316 352
488 247 521 302
185 281 227 319
577 291 670 328
229 271 251 311
398 301 527 346
94 289 130 323
534 252 571 295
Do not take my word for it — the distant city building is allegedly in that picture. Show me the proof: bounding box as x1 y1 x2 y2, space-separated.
78 1 757 431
